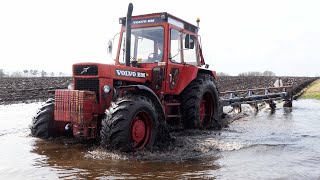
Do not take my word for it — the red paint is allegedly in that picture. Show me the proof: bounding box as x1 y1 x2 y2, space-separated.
200 92 214 126
130 111 152 149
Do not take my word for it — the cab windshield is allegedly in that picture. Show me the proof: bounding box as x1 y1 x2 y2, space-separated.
119 26 164 63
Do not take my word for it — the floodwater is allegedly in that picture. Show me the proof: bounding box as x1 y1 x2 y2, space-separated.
0 99 320 179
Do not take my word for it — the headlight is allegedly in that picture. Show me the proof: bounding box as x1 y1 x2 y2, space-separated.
68 83 74 90
103 85 111 94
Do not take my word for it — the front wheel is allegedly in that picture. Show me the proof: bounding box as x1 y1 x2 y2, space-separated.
100 96 159 152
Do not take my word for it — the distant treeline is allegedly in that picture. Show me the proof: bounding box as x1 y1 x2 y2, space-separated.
1 68 276 77
217 71 276 77
0 69 70 77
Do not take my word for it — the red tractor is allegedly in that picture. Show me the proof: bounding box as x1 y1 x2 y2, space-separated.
31 3 223 152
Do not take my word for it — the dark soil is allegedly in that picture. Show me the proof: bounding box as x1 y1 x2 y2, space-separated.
0 77 72 104
0 76 317 104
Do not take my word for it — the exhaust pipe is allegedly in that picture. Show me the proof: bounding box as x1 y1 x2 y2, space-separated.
125 3 133 67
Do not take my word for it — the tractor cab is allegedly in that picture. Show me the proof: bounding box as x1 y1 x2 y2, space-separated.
109 12 206 69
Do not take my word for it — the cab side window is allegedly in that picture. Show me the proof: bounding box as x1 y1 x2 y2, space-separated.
182 33 198 65
170 29 182 63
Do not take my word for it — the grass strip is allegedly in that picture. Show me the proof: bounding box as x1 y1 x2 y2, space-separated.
301 79 320 100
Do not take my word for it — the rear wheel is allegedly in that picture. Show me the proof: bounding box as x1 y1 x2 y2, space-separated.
181 74 222 129
31 99 65 138
100 96 159 152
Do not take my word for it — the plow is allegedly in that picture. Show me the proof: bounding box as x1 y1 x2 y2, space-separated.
220 86 293 113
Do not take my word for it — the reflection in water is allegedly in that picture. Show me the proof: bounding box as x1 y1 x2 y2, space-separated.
1 100 320 179
31 139 221 179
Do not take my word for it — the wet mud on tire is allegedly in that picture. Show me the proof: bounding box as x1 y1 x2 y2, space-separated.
100 96 161 152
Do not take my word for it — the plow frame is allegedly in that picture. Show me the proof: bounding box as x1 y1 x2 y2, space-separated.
220 86 293 112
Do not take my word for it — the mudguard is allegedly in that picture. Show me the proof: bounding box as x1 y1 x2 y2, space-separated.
117 85 166 121
198 68 217 79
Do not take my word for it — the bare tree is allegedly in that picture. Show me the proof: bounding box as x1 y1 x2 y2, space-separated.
238 71 274 76
217 72 230 76
23 70 29 77
41 70 47 77
263 70 276 76
32 70 39 77
30 70 34 77
0 69 5 77
249 71 262 76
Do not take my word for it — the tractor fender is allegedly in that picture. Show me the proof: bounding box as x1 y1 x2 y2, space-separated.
198 68 217 80
117 85 166 121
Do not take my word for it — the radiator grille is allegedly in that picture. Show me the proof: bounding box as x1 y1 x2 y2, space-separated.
74 65 98 76
75 78 100 102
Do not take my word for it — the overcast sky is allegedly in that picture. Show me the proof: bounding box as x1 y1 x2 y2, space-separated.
1 0 319 76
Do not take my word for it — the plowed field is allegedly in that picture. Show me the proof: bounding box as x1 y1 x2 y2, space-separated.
0 76 316 104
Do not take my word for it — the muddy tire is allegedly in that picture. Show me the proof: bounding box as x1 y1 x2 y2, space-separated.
100 96 159 152
31 99 57 138
181 74 222 129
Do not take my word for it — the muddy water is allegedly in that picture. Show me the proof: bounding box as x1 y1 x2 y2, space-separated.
0 100 320 179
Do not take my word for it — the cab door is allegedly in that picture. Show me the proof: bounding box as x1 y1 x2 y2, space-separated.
165 27 183 94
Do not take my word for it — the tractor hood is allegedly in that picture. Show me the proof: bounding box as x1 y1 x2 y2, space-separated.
72 62 152 83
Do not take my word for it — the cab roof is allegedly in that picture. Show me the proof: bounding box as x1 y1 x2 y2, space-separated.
119 12 199 33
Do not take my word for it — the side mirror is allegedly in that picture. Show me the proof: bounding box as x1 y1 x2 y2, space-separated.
108 33 120 60
184 34 195 49
107 40 113 54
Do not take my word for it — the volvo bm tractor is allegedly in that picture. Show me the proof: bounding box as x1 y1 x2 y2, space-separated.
31 3 223 152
